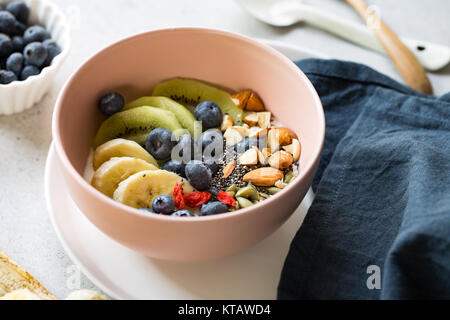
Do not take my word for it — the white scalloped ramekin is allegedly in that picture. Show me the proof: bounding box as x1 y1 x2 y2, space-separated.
0 0 70 115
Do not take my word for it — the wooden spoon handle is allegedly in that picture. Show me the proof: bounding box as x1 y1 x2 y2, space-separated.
345 0 433 94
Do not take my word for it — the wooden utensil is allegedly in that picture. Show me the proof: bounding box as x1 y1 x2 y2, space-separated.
345 0 433 94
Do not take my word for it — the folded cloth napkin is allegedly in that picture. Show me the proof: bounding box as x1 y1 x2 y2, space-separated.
278 59 450 300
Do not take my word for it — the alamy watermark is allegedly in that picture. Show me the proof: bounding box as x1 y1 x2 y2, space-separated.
366 265 381 290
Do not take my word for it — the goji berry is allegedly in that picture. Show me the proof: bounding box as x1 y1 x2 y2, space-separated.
173 183 185 209
218 190 236 207
184 192 212 208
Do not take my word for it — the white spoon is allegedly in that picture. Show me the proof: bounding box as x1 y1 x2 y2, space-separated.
235 0 450 71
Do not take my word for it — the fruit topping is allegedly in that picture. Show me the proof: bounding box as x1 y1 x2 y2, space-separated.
152 78 244 124
124 96 196 135
152 194 175 215
93 106 182 148
195 100 223 130
201 128 223 157
162 160 186 178
98 92 125 116
93 138 158 169
173 183 185 209
113 170 193 209
218 190 236 207
91 157 157 198
199 201 229 216
171 210 195 217
184 191 212 208
185 160 212 191
145 128 176 160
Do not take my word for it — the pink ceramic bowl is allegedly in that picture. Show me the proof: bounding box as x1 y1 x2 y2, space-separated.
52 28 325 262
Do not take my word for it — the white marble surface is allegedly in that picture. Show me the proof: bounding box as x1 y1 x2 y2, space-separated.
0 0 449 299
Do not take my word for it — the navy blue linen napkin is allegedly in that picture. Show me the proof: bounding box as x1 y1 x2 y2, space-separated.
278 59 450 300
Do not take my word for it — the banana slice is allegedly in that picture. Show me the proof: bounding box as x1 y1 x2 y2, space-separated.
114 170 194 209
0 251 55 300
93 138 158 170
91 157 158 198
65 290 106 300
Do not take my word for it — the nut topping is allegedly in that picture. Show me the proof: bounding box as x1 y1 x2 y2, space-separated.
222 160 237 178
243 167 284 187
268 151 294 169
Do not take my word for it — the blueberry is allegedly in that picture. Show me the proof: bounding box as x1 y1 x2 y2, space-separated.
0 11 17 36
0 33 12 58
23 25 50 45
208 187 220 201
12 20 25 37
185 160 212 191
20 64 39 80
42 39 61 66
199 201 229 216
233 137 262 154
200 129 223 158
23 42 48 67
11 35 23 52
6 52 23 76
98 92 124 116
172 134 195 162
161 160 186 178
194 101 223 130
204 157 219 176
152 194 175 215
139 208 155 214
146 128 176 160
171 210 195 217
6 1 30 24
0 69 17 84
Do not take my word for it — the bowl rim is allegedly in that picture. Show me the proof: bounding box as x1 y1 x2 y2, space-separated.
52 27 325 223
0 0 71 89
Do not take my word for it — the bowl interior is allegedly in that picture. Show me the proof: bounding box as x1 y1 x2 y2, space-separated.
55 29 324 189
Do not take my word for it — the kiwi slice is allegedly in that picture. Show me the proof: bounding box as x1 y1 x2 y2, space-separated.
93 106 182 148
124 96 195 136
152 78 244 124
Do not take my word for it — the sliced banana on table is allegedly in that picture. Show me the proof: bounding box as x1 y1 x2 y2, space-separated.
0 250 56 300
114 170 194 209
65 289 106 300
91 157 158 198
93 138 158 170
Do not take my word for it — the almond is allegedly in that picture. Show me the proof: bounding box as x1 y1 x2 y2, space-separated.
246 92 266 112
283 138 301 162
275 179 288 189
243 167 284 187
231 91 251 109
244 112 259 127
257 112 271 129
253 146 267 165
232 125 250 137
239 148 258 166
262 148 271 158
268 127 298 151
222 160 237 178
224 128 244 147
268 151 294 169
248 127 268 139
221 115 234 132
